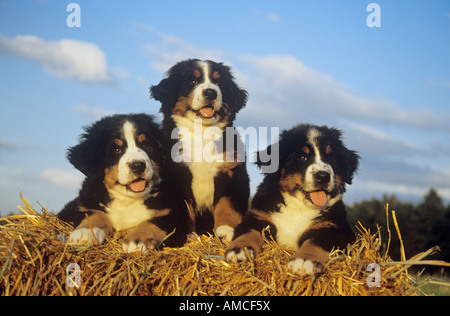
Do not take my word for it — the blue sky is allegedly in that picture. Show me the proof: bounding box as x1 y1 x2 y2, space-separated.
0 0 449 216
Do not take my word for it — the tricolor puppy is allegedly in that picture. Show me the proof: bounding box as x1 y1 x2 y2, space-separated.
150 59 250 241
226 124 359 276
58 114 188 252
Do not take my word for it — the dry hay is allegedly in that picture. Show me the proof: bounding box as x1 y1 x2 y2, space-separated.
1 195 447 296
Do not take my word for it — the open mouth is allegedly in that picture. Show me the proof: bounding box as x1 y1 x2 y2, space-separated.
306 190 329 207
191 105 216 119
125 178 148 193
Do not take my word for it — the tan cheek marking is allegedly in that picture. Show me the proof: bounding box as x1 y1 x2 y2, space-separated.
172 96 193 116
104 165 119 189
279 170 304 193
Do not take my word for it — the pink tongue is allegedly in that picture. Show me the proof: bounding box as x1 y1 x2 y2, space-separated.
199 107 215 118
128 180 146 192
310 191 328 207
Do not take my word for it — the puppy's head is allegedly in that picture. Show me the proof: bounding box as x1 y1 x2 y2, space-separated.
68 114 162 198
257 124 359 209
151 59 248 126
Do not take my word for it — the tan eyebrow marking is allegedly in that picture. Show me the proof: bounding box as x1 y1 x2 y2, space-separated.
113 139 123 147
193 69 201 78
138 134 146 143
301 146 310 155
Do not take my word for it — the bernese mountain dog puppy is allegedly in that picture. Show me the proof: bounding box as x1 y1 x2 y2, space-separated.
58 114 188 252
150 59 249 241
226 124 360 277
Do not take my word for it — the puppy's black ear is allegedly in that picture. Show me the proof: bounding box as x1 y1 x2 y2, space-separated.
67 141 100 177
67 117 112 177
150 78 170 102
232 84 248 113
342 148 360 185
151 61 193 115
220 63 248 114
152 77 182 116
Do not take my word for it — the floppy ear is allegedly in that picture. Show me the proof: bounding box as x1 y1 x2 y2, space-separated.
151 60 195 115
231 83 248 113
342 148 360 185
67 142 100 177
67 119 111 177
151 76 182 116
219 63 248 114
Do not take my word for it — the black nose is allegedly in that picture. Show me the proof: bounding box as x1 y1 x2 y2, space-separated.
203 88 218 100
315 171 331 184
130 161 146 174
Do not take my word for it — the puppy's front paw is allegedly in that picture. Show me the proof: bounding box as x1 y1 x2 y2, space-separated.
224 230 263 263
225 246 255 263
68 228 106 245
123 231 160 254
123 240 150 254
287 258 323 277
215 225 234 242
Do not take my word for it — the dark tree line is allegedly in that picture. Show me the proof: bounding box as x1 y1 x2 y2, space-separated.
347 189 450 265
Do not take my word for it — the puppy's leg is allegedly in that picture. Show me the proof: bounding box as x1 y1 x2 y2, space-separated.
123 221 168 254
213 197 243 242
225 229 263 262
287 240 329 277
68 211 114 245
225 209 270 262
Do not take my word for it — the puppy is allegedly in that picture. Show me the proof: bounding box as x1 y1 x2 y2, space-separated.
150 59 250 241
58 114 188 252
226 124 359 276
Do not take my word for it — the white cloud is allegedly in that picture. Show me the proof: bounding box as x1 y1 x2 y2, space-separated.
73 104 116 120
143 31 450 203
341 121 423 157
41 168 83 191
0 34 112 83
239 54 450 132
143 33 226 73
428 78 450 89
253 9 283 23
353 179 450 202
267 12 283 23
0 139 20 150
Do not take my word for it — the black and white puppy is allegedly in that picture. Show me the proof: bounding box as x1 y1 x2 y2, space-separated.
58 114 188 252
150 59 249 241
226 124 359 276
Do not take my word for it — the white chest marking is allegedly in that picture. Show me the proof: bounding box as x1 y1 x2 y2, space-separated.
271 192 319 250
105 194 154 231
172 116 229 212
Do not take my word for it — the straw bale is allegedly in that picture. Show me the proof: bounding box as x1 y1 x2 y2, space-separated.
0 195 437 296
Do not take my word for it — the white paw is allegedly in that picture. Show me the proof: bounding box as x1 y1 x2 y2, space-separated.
287 259 316 277
123 241 150 254
225 248 254 263
68 228 106 245
215 225 234 242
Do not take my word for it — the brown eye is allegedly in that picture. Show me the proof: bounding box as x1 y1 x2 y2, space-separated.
299 155 308 162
